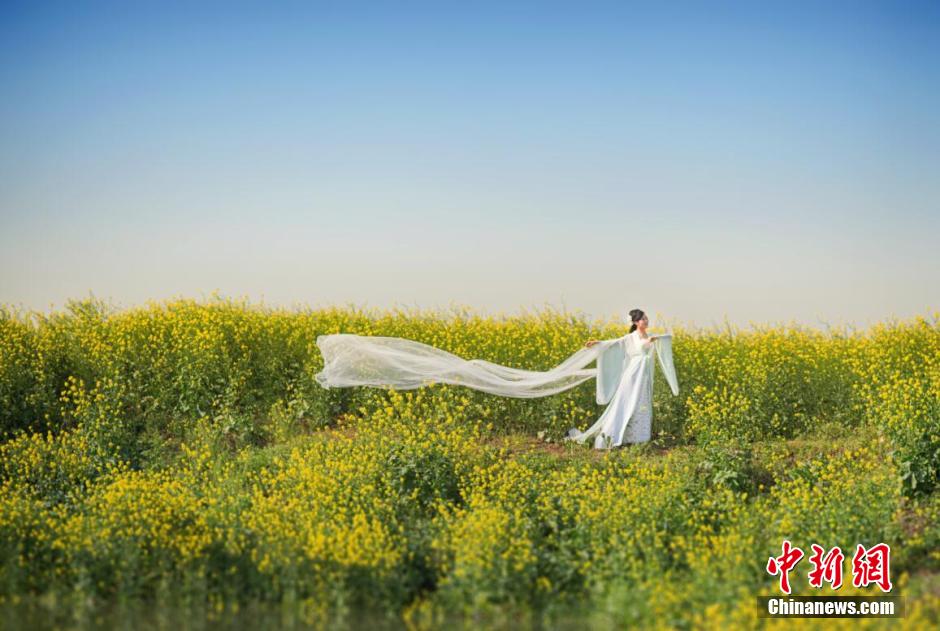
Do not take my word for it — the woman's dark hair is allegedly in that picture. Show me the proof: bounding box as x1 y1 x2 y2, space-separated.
628 308 646 333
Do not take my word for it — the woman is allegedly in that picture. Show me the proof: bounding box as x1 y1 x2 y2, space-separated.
565 309 666 449
314 308 679 444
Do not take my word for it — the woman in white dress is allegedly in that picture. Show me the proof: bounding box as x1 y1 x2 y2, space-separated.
565 309 663 449
314 308 679 447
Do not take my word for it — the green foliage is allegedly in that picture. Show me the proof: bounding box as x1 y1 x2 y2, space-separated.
692 437 761 495
0 298 938 627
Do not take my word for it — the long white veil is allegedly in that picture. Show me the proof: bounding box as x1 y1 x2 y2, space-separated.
314 333 679 400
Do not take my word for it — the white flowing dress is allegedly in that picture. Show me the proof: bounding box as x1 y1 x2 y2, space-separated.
314 329 679 448
565 331 660 449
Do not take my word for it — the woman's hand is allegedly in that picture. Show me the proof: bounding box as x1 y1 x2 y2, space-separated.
585 339 599 348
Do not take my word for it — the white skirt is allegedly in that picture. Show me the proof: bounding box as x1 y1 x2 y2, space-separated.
591 373 653 449
621 378 652 444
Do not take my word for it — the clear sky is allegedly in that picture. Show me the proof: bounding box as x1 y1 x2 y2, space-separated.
2 1 938 330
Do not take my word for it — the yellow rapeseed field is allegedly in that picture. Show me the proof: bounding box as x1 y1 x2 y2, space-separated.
0 296 938 629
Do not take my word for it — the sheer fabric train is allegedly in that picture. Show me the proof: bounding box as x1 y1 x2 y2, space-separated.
314 332 679 446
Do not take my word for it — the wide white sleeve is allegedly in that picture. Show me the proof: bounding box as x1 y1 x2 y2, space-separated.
652 334 680 396
595 336 627 405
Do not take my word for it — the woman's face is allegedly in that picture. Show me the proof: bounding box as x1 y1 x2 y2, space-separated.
636 314 649 332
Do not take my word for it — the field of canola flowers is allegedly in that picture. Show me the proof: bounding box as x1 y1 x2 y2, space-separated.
1 295 939 629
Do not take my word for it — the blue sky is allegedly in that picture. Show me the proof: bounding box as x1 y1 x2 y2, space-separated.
1 1 938 330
